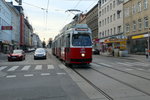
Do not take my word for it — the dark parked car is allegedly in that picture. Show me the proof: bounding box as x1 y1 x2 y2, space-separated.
92 49 99 55
34 48 47 60
8 50 25 61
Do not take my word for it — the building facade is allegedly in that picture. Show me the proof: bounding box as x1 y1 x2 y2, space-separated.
7 2 20 50
98 0 125 54
0 0 12 53
124 0 150 54
86 4 99 49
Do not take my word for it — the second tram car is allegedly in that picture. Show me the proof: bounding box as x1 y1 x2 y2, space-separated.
52 24 92 65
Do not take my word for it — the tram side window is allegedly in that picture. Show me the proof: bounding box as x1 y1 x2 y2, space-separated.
66 35 70 47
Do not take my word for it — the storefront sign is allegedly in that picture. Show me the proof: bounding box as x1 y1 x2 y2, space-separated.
132 34 148 39
1 26 13 30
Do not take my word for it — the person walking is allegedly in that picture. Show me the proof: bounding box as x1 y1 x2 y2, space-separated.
145 48 148 59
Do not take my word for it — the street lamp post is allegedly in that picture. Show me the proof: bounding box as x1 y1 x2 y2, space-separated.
148 28 150 59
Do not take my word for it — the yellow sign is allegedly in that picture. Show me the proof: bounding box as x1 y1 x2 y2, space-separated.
132 35 144 39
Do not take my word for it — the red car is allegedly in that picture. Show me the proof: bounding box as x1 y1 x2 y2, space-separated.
8 50 25 61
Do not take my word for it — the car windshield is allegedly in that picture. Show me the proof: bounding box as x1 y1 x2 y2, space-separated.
35 49 45 53
72 34 92 46
13 50 22 54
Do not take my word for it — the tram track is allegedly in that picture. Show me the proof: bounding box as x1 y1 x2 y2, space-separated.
72 68 114 100
92 62 150 81
91 62 150 96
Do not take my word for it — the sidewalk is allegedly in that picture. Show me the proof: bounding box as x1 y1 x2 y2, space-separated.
0 53 7 61
123 54 150 63
100 52 150 63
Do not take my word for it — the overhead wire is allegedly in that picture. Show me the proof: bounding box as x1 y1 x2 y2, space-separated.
45 0 50 32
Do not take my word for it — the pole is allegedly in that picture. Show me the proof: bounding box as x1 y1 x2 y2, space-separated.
148 28 150 59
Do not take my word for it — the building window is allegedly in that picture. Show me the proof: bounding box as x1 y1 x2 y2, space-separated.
105 18 106 25
117 26 121 34
144 16 149 28
124 7 130 17
113 0 115 8
137 2 142 12
108 29 109 36
132 5 136 14
113 13 116 21
114 27 116 34
117 10 121 19
105 7 107 13
110 15 112 22
110 3 112 10
126 24 130 32
107 17 109 24
102 9 104 15
138 19 142 30
102 20 104 26
144 0 148 9
99 21 101 27
132 21 136 31
107 5 109 12
99 11 101 17
111 28 112 35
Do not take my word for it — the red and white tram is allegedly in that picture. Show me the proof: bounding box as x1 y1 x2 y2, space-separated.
52 24 92 65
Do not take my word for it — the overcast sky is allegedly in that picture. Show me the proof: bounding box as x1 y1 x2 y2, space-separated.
6 0 98 42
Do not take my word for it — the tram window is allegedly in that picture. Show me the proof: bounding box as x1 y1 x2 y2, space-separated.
66 35 70 47
72 34 92 46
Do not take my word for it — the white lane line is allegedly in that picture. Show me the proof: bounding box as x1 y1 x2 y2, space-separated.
0 66 7 71
7 66 19 71
41 73 50 76
6 75 16 78
137 68 144 70
125 68 133 71
35 65 42 70
99 63 112 67
117 62 132 67
48 65 54 69
21 65 31 71
24 74 33 77
57 73 66 75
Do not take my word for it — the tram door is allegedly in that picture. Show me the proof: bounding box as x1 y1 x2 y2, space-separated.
65 34 70 63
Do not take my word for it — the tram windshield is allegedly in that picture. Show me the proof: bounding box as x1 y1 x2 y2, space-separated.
72 34 92 46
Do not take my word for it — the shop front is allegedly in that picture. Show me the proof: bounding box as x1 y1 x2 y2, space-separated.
0 40 12 54
128 33 149 54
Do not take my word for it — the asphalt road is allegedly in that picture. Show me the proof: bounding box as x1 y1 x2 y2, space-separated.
0 51 90 100
1 49 150 100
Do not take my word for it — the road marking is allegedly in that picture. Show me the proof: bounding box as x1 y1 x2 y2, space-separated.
125 68 133 71
6 75 16 78
48 65 54 69
21 65 31 71
7 66 19 71
117 62 132 67
137 68 144 70
0 66 7 71
41 73 50 76
57 72 66 75
35 65 42 70
99 63 112 67
58 64 66 69
24 74 33 77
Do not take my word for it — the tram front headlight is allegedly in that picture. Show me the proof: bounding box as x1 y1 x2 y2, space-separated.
81 53 85 57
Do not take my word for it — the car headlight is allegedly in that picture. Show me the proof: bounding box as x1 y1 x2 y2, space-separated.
81 53 85 57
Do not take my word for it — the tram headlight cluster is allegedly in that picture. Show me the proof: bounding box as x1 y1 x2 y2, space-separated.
81 53 85 57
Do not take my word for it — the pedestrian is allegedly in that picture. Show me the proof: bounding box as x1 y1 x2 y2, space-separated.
145 48 148 59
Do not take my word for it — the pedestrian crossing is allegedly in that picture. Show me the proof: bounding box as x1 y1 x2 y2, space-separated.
0 64 67 79
0 64 55 72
